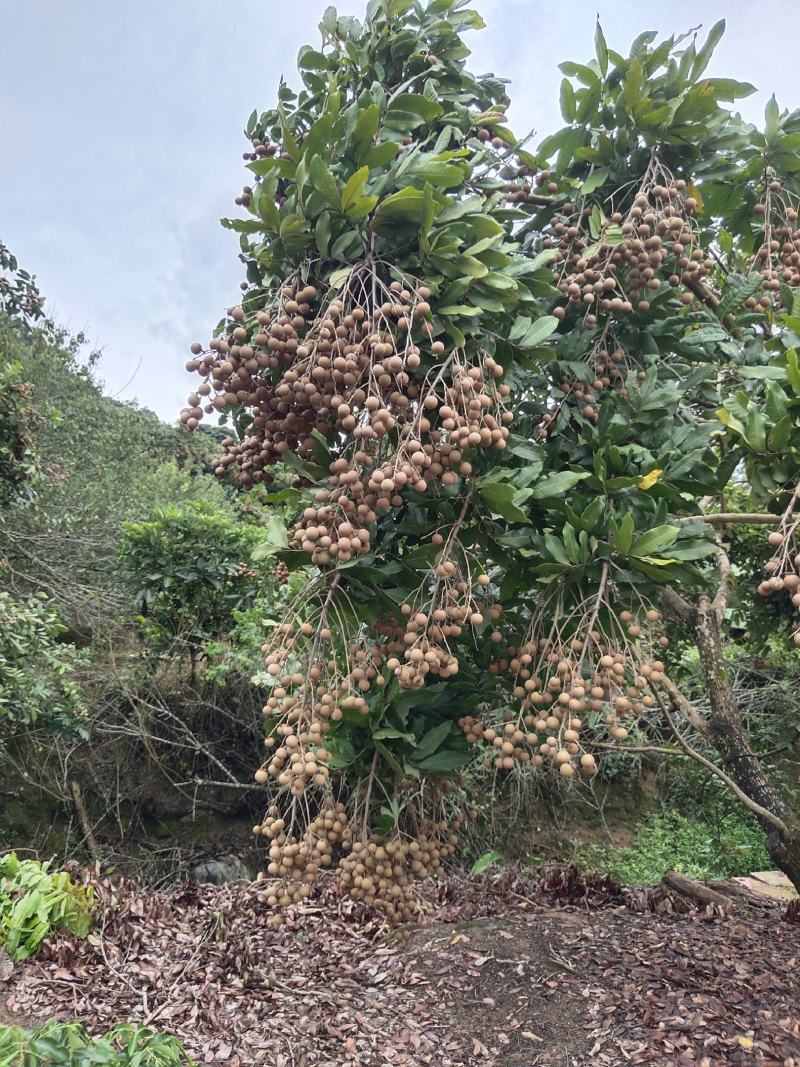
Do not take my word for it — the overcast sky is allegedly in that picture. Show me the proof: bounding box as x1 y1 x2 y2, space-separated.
1 1 795 422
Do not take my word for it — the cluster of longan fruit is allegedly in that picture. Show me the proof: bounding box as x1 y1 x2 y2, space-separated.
535 340 649 439
181 284 320 453
750 182 800 305
478 610 669 776
504 165 558 205
287 348 510 565
184 275 513 576
382 570 502 690
252 798 465 926
338 816 463 923
253 801 352 916
758 527 800 646
544 178 708 327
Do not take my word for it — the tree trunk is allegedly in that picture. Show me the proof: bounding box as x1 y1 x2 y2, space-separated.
692 595 800 889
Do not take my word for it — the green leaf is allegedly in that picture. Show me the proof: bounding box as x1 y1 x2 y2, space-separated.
543 531 570 566
345 194 379 221
529 471 590 499
595 20 609 76
471 851 502 876
297 46 329 71
692 19 725 80
277 104 300 161
580 167 610 195
629 525 680 557
352 103 380 161
251 515 289 560
329 266 353 288
414 720 453 759
624 57 644 113
304 114 334 160
405 158 468 188
245 156 297 179
613 512 635 554
219 218 264 234
765 94 780 145
786 349 800 395
438 304 482 317
315 211 332 256
699 78 756 101
579 497 605 533
385 92 442 130
365 141 400 168
768 415 792 451
341 166 369 211
278 214 310 258
374 187 426 229
308 155 341 211
478 482 531 523
508 315 559 349
415 748 471 773
560 78 576 122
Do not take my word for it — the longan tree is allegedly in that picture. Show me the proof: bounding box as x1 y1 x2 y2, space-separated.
183 0 800 913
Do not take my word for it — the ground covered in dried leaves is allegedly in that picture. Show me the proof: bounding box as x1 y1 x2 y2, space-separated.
2 871 799 1066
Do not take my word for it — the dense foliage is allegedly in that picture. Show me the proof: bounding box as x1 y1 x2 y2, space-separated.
0 243 44 326
0 362 41 508
576 810 770 885
0 1022 195 1066
0 853 94 962
0 592 86 736
179 0 800 915
120 501 264 658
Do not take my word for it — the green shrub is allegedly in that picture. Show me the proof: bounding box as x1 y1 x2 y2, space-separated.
0 593 86 735
0 854 94 961
119 501 264 658
0 1021 196 1066
574 810 770 885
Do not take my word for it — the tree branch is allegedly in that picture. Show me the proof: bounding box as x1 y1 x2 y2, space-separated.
651 687 790 835
661 586 696 625
711 544 732 623
684 274 720 311
679 513 780 526
660 673 709 737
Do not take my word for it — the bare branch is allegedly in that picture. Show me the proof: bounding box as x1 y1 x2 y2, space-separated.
661 586 695 625
660 673 709 736
591 741 684 757
711 544 732 622
679 513 781 526
651 687 790 835
683 273 720 311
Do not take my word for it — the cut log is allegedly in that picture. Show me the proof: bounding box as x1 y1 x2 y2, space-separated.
661 870 734 909
660 870 779 912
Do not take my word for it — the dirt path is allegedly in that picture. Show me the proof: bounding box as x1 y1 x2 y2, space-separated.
1 877 799 1065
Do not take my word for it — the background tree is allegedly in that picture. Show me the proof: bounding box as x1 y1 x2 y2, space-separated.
120 500 265 668
185 0 800 913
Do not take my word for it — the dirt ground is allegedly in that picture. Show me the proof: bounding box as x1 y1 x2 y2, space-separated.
2 872 799 1066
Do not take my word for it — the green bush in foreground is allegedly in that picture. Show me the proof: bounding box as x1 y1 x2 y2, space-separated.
0 854 94 962
575 811 771 885
0 1021 195 1067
